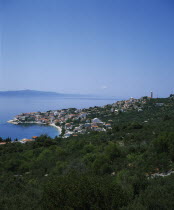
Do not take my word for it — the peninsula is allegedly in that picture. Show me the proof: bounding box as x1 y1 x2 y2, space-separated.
2 94 174 209
8 95 151 138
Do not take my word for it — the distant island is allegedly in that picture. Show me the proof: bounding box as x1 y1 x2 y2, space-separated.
0 89 117 100
0 90 88 98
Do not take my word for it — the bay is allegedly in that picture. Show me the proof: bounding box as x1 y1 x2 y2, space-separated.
0 96 116 140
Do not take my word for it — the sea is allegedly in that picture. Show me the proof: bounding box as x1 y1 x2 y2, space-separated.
0 96 117 140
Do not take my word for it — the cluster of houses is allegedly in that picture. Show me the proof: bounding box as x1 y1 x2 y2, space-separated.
8 96 153 140
2 94 172 145
63 117 112 138
0 136 38 145
9 107 113 139
110 97 148 113
18 136 38 144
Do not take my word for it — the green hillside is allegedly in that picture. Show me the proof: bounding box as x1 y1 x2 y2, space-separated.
0 96 174 209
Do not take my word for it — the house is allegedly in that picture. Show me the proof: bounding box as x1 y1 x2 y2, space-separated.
91 125 99 131
0 142 6 145
79 113 87 119
84 123 91 128
64 131 73 138
105 124 111 128
92 118 102 123
95 127 105 132
65 123 71 129
74 126 81 132
19 139 34 143
78 129 86 134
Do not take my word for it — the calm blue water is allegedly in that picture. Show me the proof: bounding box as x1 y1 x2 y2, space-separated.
0 96 116 140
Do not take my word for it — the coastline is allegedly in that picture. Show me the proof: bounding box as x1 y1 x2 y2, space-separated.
7 120 62 136
49 123 62 135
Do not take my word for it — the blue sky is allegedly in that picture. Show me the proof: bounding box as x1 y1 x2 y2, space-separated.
1 0 174 98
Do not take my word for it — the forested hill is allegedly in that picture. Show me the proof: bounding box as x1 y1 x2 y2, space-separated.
0 96 174 209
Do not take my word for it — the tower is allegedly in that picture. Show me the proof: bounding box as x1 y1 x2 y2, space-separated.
151 91 153 98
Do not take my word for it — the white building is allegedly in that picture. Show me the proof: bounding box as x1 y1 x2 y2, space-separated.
92 118 102 123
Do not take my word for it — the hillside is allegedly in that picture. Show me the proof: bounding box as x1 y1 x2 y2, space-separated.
0 96 174 209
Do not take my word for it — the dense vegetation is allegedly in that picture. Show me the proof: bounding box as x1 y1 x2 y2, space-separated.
0 97 174 209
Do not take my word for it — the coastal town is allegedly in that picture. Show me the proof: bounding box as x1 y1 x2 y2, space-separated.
7 96 152 142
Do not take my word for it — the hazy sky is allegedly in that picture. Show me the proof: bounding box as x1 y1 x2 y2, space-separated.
1 0 174 98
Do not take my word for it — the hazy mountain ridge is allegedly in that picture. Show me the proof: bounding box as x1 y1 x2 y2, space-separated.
0 90 118 100
0 90 86 97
